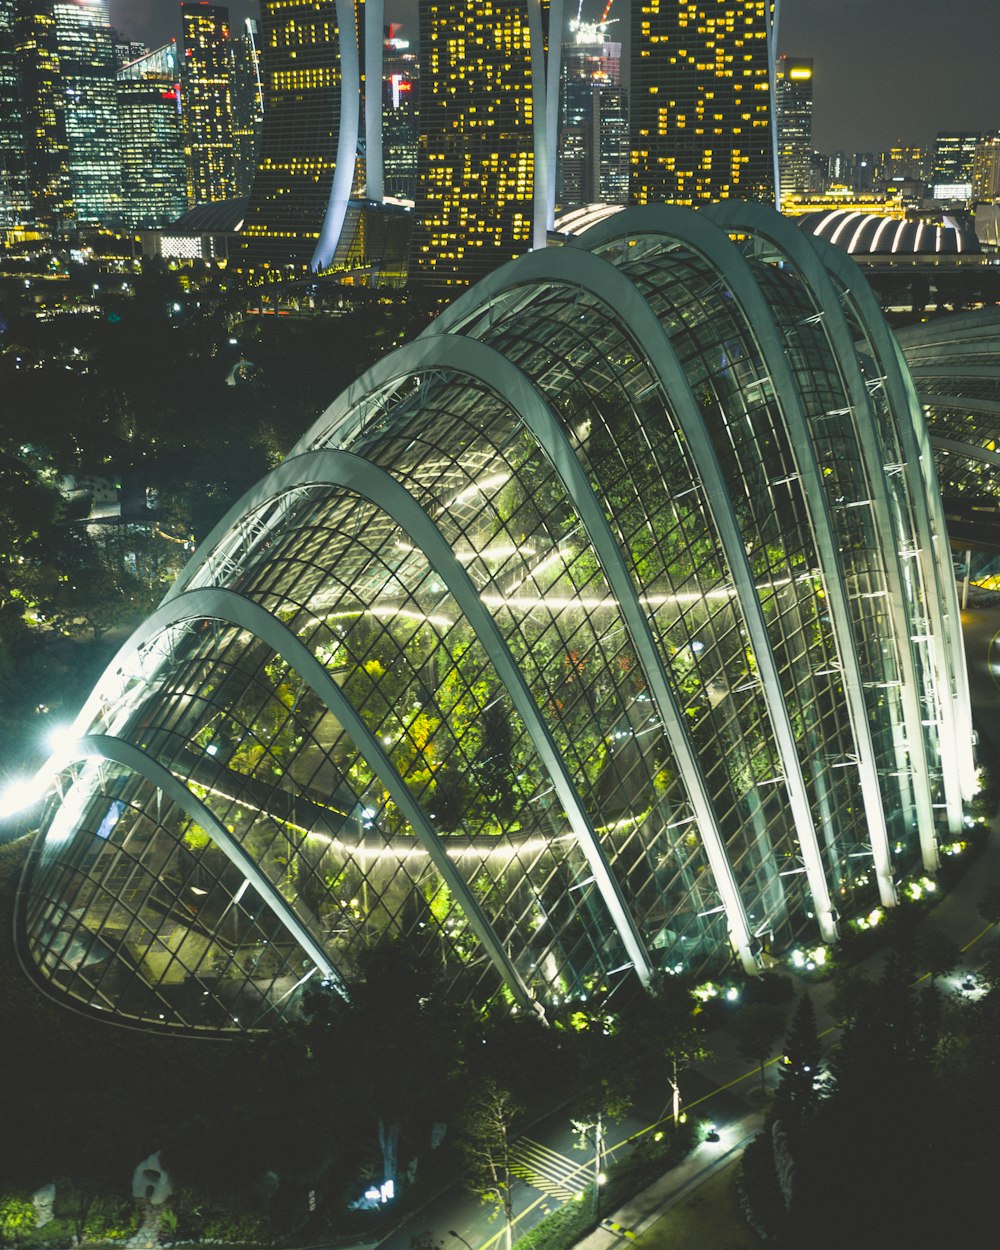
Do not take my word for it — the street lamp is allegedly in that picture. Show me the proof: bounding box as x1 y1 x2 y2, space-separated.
449 1230 474 1250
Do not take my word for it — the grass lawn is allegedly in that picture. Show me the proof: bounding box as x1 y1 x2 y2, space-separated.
629 1160 764 1250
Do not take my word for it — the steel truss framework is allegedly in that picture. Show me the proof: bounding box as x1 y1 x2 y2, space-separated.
13 204 972 1034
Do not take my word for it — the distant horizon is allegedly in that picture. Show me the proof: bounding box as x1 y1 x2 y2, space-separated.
109 0 998 154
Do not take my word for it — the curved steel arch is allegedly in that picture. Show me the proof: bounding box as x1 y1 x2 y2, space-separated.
430 245 843 946
702 200 942 869
931 436 1000 468
564 205 899 907
86 587 537 1009
48 733 344 996
164 335 761 967
809 235 976 808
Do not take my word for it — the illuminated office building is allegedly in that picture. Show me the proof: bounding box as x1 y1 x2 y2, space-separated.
53 0 121 225
412 0 561 290
774 54 811 207
383 24 417 201
117 43 187 228
181 2 236 206
558 19 628 207
971 135 1000 203
630 0 776 207
12 203 974 1035
237 0 362 281
931 132 980 199
231 18 262 198
13 0 73 231
0 0 31 228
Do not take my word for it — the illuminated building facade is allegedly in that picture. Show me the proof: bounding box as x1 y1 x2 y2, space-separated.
12 203 973 1035
558 21 628 208
383 24 417 201
0 0 31 228
774 54 811 207
412 0 561 290
971 135 1000 203
13 0 73 231
181 2 236 206
117 43 187 228
630 0 776 207
237 0 363 281
53 0 120 225
231 18 263 198
931 131 980 199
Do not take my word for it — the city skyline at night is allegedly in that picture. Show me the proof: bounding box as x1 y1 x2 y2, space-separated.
108 0 999 154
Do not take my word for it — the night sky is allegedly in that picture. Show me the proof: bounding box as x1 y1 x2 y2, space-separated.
109 0 999 154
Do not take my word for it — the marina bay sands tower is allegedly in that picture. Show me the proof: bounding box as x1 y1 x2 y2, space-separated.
238 0 392 281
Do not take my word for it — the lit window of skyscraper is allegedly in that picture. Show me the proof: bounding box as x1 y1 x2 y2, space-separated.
774 54 811 208
231 18 263 198
630 0 776 207
181 2 236 206
413 0 562 291
117 42 187 228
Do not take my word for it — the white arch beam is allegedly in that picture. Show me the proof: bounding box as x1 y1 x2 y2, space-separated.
810 236 976 806
703 200 942 868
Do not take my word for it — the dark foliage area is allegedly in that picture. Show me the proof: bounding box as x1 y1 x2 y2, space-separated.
741 942 1000 1249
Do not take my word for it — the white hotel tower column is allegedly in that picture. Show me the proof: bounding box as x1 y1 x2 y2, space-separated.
312 0 362 271
363 0 384 202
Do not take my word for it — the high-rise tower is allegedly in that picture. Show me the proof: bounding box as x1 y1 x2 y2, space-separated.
238 0 360 280
412 0 563 291
13 0 73 231
117 42 187 228
0 0 30 228
181 2 236 205
774 54 811 208
558 17 628 207
630 0 776 207
53 0 121 226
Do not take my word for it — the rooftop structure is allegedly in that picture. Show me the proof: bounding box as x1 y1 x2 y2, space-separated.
11 203 974 1034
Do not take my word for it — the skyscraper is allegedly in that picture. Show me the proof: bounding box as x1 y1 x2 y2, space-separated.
0 0 30 229
931 131 980 196
13 0 74 231
412 0 563 290
382 24 417 201
117 42 187 228
237 0 360 281
630 0 776 207
231 18 262 198
53 0 121 226
181 2 236 205
559 17 628 207
774 54 811 207
972 135 1000 203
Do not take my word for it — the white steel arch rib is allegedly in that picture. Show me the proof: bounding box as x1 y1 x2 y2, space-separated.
703 200 943 868
568 205 898 908
432 247 841 947
51 733 345 995
810 236 976 807
91 586 538 1010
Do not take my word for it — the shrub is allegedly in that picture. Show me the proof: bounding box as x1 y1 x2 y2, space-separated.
19 1218 74 1250
0 1196 38 1248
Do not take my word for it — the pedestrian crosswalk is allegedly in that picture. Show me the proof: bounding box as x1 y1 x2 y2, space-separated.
510 1138 586 1201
